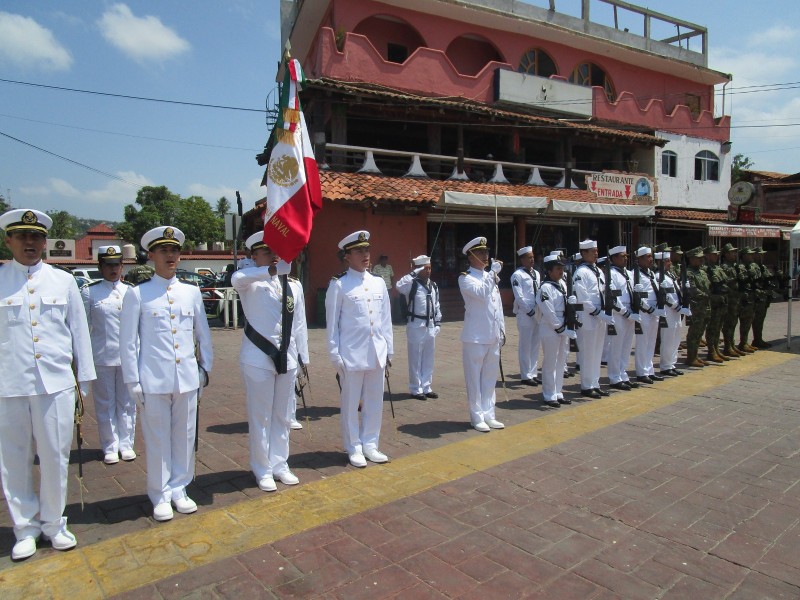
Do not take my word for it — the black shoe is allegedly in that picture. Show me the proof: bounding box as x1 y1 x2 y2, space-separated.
659 370 677 377
610 382 631 391
636 376 654 384
564 370 574 378
425 392 438 399
575 364 581 372
600 361 607 366
543 400 561 408
670 369 684 376
581 389 601 399
626 380 641 388
557 397 572 405
533 377 542 385
412 393 426 400
650 374 665 382
520 379 537 387
594 388 610 397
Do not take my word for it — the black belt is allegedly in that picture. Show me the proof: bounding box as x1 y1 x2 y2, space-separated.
244 323 288 374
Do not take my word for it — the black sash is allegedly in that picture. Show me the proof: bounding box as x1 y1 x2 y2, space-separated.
244 278 294 374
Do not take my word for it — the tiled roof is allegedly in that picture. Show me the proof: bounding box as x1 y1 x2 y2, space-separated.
656 207 797 227
308 78 664 146
86 223 117 234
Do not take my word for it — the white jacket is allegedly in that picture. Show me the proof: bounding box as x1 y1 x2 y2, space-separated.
81 279 132 367
396 272 441 330
510 266 540 323
572 263 605 331
459 266 505 344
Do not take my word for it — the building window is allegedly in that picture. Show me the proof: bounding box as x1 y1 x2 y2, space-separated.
662 150 677 177
518 48 557 78
569 62 615 102
685 93 701 118
387 43 409 64
695 150 719 181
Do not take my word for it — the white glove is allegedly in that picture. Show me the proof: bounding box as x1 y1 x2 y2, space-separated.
128 383 145 405
679 306 692 317
599 312 615 326
559 328 577 339
628 312 642 323
567 295 578 305
640 299 651 311
387 354 393 368
654 308 666 318
276 260 292 276
490 259 502 274
634 283 644 293
332 355 345 378
413 266 424 275
433 325 441 337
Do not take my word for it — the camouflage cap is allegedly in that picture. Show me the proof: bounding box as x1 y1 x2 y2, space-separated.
670 245 684 255
740 246 755 255
721 242 738 253
755 247 767 254
686 246 705 258
654 242 670 253
703 244 719 255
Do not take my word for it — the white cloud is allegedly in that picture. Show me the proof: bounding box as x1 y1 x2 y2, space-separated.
0 12 72 71
746 25 799 49
186 178 266 208
97 4 190 64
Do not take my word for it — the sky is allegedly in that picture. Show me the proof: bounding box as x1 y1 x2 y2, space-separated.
0 0 799 222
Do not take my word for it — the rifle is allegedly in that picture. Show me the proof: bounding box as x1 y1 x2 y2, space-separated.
632 265 646 335
603 253 621 335
73 379 86 510
564 259 583 352
296 359 311 436
656 257 668 329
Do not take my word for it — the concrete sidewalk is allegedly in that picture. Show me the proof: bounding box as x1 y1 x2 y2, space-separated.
1 301 799 598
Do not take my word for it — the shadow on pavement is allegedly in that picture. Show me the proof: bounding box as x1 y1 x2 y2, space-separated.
206 421 248 435
397 420 469 439
289 450 348 470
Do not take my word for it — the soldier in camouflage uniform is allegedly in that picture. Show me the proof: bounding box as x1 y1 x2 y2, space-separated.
719 243 745 357
684 247 710 367
737 247 758 353
703 245 729 363
751 247 775 348
125 250 155 285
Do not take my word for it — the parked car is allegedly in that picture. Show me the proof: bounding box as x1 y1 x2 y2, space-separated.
74 275 93 288
175 269 225 318
72 268 102 280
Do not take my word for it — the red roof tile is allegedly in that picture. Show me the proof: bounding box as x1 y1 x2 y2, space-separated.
657 207 796 227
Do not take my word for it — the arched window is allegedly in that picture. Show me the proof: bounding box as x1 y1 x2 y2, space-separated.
662 150 677 177
445 34 503 76
569 62 615 102
353 15 426 64
695 150 719 181
517 48 557 78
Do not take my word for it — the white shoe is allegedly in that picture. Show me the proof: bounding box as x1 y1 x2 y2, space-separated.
153 502 174 522
44 529 77 551
104 452 119 464
258 476 277 492
11 536 38 560
289 419 303 430
487 419 505 429
473 422 491 433
363 448 388 463
349 452 367 468
120 449 136 461
173 496 197 514
276 470 299 485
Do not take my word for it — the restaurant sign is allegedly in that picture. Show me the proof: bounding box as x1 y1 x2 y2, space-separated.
587 173 655 201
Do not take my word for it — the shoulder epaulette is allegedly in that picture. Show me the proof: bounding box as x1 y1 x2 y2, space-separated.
133 276 152 286
330 271 347 280
86 279 103 287
121 280 134 286
460 271 469 276
288 275 299 282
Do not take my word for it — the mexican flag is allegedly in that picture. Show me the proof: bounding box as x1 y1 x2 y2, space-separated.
262 56 322 262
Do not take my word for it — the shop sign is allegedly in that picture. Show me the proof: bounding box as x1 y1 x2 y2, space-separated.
587 173 655 201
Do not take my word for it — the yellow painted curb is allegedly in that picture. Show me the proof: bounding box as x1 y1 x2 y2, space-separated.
0 350 793 598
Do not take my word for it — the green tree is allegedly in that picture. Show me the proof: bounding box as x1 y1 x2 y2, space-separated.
731 153 754 183
176 196 225 248
46 210 79 239
215 196 231 217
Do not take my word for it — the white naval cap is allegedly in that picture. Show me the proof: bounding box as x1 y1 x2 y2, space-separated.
462 236 488 255
609 245 627 255
141 226 185 251
0 208 52 235
412 254 431 267
245 231 270 251
573 252 582 261
97 245 122 263
338 230 370 251
579 239 597 250
543 253 566 266
597 256 607 264
654 252 669 260
517 245 533 257
636 246 652 257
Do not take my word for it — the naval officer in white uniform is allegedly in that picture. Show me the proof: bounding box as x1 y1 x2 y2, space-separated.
81 245 137 465
458 236 506 432
325 231 393 468
119 226 213 522
510 245 541 386
0 208 96 560
232 232 308 492
396 254 441 400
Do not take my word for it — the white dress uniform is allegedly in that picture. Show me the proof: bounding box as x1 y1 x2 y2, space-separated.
511 263 541 382
81 277 136 458
607 263 637 385
326 232 393 461
396 258 441 397
536 278 570 403
572 260 608 391
0 209 96 556
232 257 308 487
459 240 505 429
119 228 213 510
633 264 659 378
658 267 683 372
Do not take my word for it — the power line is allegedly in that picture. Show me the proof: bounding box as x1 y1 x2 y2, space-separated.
0 130 139 186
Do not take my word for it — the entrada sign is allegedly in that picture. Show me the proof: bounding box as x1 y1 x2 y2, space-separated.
587 173 655 201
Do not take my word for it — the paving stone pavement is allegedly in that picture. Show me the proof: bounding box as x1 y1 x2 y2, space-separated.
1 301 799 599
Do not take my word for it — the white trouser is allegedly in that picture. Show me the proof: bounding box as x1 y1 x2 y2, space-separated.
0 388 74 540
602 332 612 363
516 319 541 380
577 325 606 390
94 365 136 454
540 333 568 402
635 313 659 376
289 370 298 422
660 323 682 371
462 342 499 426
339 368 385 455
406 326 436 394
608 317 635 384
141 389 197 506
242 365 295 480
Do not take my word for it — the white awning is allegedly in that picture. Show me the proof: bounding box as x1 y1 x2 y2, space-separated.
550 199 655 217
441 191 548 213
707 224 782 238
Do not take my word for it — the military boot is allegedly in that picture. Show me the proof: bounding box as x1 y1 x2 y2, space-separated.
737 343 754 354
706 351 724 363
721 345 739 359
685 351 705 368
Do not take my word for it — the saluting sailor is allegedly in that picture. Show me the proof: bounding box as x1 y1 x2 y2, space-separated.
396 254 442 400
511 245 542 386
81 245 137 465
326 231 393 468
0 209 96 560
232 233 308 491
459 237 506 432
119 226 213 522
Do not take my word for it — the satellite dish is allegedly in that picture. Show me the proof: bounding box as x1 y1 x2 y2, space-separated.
728 181 754 206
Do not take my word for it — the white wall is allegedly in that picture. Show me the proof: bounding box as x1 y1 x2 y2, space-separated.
655 131 731 211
